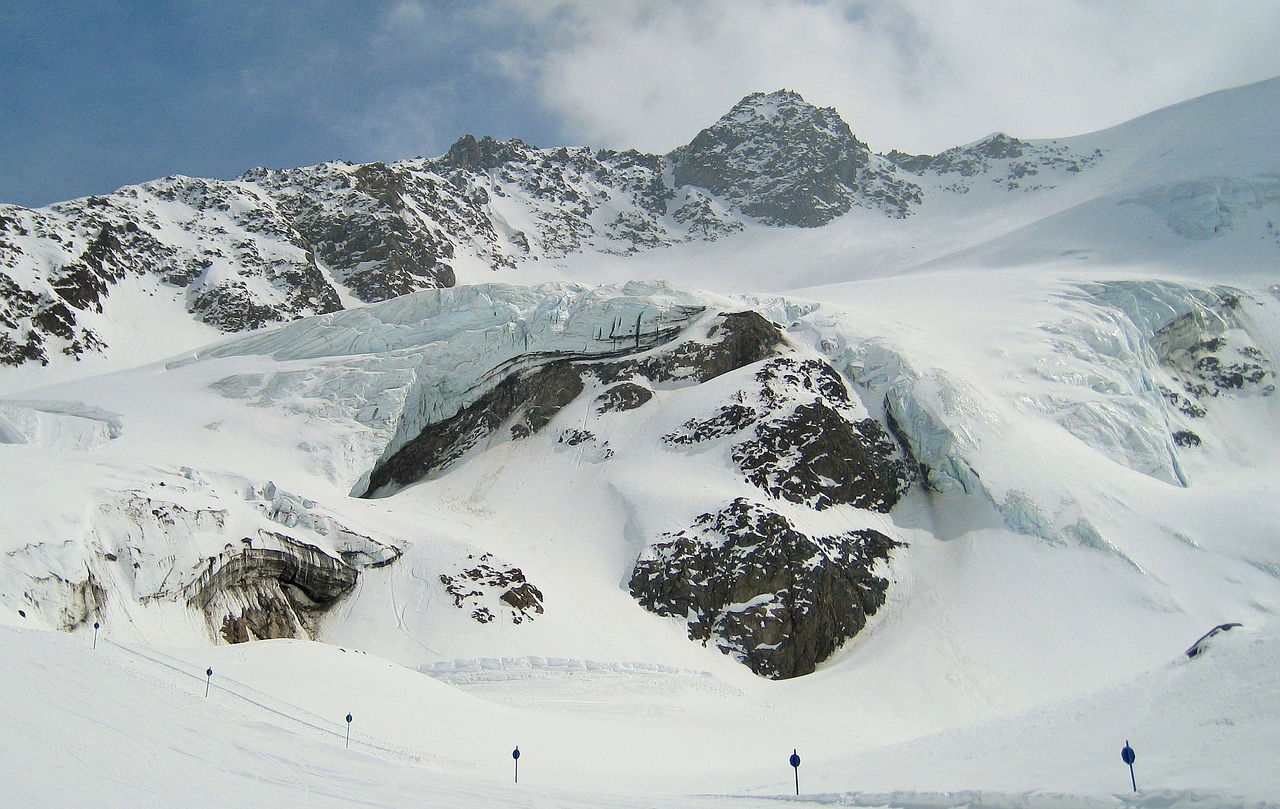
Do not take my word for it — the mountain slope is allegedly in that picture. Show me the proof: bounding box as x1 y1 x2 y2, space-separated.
3 76 1280 805
0 84 1133 380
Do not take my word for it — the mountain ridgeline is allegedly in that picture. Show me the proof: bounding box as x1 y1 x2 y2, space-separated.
0 90 1103 368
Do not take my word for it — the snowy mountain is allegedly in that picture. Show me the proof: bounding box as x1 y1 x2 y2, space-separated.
3 77 1280 806
0 88 1114 373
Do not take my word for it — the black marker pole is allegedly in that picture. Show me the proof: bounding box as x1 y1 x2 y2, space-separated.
345 713 353 749
789 749 801 796
1121 741 1137 792
92 621 99 650
204 667 213 698
512 745 520 783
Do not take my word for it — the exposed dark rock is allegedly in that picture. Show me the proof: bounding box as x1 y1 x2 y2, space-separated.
439 553 544 625
0 329 47 366
667 90 921 225
619 310 786 384
558 428 595 446
365 311 783 494
1152 290 1275 404
735 401 905 512
442 135 531 172
665 354 908 510
368 359 586 491
630 498 901 679
255 162 459 303
1161 385 1207 418
191 282 283 331
887 134 1103 191
665 403 758 445
595 381 654 413
51 224 126 312
188 532 358 643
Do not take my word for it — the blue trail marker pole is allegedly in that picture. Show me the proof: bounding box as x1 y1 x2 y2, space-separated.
790 749 801 795
204 667 213 698
345 714 353 749
512 745 520 783
92 621 99 650
1121 741 1137 792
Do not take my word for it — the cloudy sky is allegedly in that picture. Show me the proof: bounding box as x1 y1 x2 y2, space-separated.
3 0 1278 208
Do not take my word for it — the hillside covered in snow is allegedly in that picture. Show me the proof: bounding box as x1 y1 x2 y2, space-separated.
3 77 1280 807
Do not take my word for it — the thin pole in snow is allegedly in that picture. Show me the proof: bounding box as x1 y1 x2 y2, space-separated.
512 745 520 783
92 621 99 650
345 713 353 748
1122 740 1137 792
204 667 213 698
790 749 801 796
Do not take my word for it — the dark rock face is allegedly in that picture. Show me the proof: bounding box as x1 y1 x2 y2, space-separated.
366 359 587 492
0 177 345 366
630 498 900 679
735 400 904 511
619 310 787 384
741 358 905 510
667 90 922 224
441 134 528 172
50 223 126 312
595 381 654 413
188 533 358 643
1 264 92 365
666 403 758 445
667 356 908 511
639 353 908 676
438 552 544 625
365 311 786 493
249 162 460 302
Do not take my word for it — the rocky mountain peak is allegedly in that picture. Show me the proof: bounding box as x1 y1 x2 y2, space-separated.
440 134 533 172
667 90 920 226
721 89 835 128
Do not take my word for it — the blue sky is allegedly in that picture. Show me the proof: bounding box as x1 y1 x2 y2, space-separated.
3 0 1279 208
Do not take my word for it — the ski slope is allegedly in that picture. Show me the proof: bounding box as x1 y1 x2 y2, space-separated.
3 619 1276 807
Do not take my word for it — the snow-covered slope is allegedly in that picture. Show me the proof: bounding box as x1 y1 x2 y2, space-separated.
1 76 1217 379
3 77 1280 806
3 618 1277 807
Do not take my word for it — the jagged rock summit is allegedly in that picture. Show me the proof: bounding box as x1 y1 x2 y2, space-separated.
668 89 921 224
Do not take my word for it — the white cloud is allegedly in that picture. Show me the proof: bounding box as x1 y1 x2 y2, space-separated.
493 0 1280 154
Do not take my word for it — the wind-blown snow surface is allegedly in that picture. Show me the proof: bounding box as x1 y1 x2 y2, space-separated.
4 78 1280 806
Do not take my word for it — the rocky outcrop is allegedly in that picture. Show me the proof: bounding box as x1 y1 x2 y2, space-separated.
630 498 900 679
365 358 589 491
887 133 1104 193
667 356 908 511
594 381 654 413
667 90 922 224
244 161 461 302
438 552 544 625
187 532 358 643
364 310 787 493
